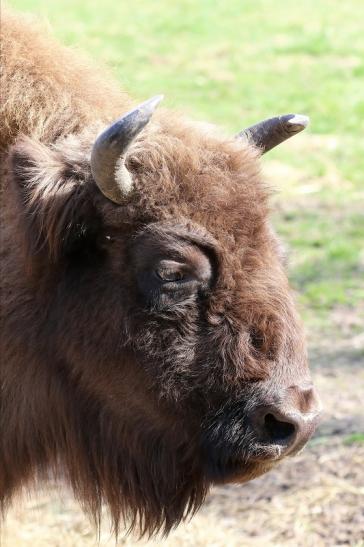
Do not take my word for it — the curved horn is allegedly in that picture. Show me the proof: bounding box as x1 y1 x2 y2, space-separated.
237 114 309 154
91 95 163 203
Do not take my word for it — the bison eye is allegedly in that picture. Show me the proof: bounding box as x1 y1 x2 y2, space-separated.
156 267 185 283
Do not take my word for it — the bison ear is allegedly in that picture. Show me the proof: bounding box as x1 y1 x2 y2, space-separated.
9 136 100 268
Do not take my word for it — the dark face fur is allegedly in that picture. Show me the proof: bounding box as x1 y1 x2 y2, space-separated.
6 121 320 535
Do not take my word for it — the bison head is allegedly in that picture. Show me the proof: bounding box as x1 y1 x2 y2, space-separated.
8 97 321 535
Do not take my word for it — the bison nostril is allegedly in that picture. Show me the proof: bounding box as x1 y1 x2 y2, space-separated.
249 393 321 460
263 413 296 443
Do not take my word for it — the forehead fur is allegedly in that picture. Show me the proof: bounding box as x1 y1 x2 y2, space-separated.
99 113 270 250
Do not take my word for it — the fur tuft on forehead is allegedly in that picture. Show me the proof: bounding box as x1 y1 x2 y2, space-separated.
106 116 269 246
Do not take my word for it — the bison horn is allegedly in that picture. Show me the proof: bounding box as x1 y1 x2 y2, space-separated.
237 114 309 154
91 95 164 203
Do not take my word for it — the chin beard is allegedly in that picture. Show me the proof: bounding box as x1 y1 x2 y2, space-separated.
58 407 209 537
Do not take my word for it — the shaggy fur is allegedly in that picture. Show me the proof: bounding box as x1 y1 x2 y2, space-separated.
1 9 314 537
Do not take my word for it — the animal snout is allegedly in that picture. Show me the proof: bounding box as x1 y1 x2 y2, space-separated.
249 385 322 459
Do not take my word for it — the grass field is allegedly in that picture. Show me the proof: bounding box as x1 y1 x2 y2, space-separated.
3 0 364 545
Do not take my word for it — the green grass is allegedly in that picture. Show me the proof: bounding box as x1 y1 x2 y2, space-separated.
343 433 364 446
9 0 364 330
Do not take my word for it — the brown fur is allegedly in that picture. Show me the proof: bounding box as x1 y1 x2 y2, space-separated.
1 9 312 537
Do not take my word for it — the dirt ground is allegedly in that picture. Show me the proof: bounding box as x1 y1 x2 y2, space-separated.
1 311 363 547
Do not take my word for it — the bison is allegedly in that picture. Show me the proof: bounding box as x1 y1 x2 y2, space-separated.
0 10 321 537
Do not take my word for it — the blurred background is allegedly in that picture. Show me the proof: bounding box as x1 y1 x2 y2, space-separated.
3 0 364 545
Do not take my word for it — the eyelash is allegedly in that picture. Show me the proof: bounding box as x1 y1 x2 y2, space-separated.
156 268 185 283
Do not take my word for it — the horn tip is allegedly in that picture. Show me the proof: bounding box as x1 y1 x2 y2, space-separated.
154 93 165 103
287 114 310 128
146 94 164 111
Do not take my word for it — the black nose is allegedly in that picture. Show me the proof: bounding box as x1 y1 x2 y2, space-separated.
249 385 322 458
263 411 297 443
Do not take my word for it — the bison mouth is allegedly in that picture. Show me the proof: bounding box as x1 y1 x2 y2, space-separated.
201 440 283 484
206 458 277 485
